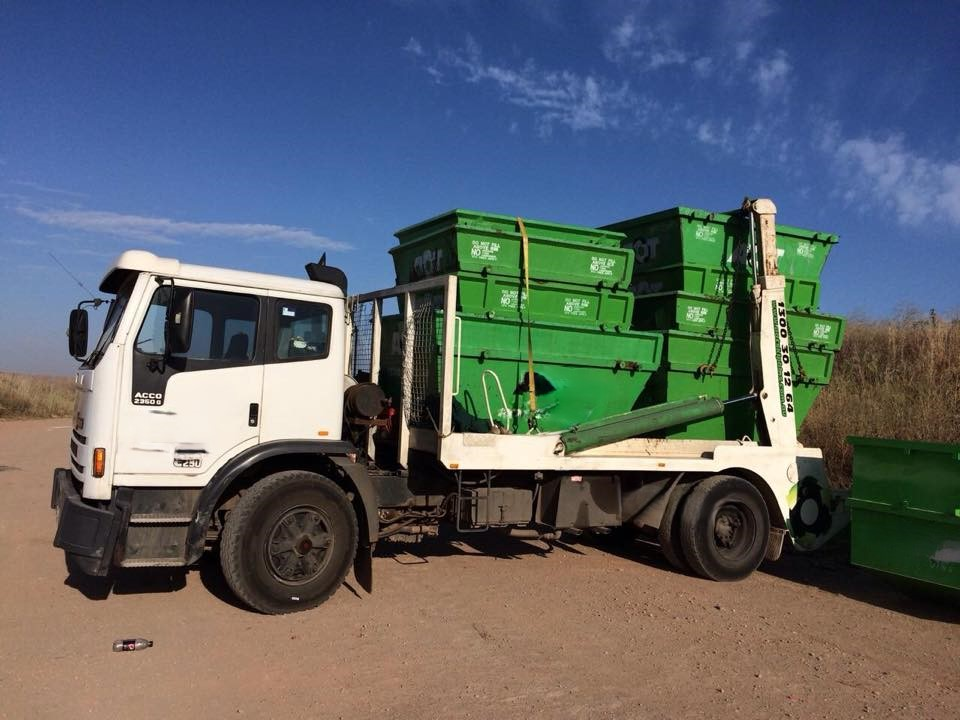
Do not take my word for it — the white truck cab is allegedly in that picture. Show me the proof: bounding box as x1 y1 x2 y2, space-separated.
53 200 847 615
53 251 378 610
70 251 346 499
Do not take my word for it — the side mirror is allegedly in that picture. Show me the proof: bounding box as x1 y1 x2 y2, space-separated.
68 308 89 359
166 289 194 355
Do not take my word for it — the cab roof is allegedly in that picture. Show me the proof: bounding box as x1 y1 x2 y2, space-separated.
99 250 345 299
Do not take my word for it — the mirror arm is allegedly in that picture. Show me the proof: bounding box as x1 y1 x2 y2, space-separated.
76 298 107 310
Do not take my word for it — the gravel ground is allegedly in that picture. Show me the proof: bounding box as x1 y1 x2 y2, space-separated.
1 418 958 719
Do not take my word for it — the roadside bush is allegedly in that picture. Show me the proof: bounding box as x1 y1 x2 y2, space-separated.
0 372 75 419
799 311 960 487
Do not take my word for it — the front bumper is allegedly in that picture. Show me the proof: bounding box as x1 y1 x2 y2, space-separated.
51 468 128 576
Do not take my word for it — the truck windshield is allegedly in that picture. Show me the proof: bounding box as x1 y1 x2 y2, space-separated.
82 274 136 369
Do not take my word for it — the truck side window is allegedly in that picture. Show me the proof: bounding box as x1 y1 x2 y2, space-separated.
275 300 331 360
135 286 259 362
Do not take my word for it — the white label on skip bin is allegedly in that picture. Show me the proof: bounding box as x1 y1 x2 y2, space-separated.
500 288 527 310
590 256 616 276
685 305 709 323
470 240 501 261
696 225 720 242
563 298 591 316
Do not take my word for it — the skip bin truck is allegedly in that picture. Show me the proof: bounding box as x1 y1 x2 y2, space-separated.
52 198 846 614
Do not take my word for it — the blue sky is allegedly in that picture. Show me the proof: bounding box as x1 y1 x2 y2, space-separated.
2 1 958 374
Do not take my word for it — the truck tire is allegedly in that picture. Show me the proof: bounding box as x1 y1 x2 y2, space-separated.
678 475 769 582
657 481 695 573
220 470 358 614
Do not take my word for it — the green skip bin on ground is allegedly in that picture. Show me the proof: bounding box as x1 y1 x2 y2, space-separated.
848 436 960 593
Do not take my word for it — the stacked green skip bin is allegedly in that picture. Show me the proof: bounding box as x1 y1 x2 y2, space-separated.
386 210 664 433
603 206 844 440
392 209 635 327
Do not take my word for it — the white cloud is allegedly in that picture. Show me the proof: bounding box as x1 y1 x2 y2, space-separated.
436 36 634 133
16 207 350 250
753 50 791 98
403 37 424 56
602 14 688 70
812 117 842 153
692 56 714 77
735 41 754 62
694 118 734 153
605 15 637 60
10 180 88 198
719 0 775 37
834 134 960 226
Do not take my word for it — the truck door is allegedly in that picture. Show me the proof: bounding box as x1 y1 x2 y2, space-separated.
259 293 344 443
113 282 264 485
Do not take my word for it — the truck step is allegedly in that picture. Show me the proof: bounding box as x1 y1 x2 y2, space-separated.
129 514 192 524
119 558 187 568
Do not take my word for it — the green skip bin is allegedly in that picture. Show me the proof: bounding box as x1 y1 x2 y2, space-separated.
378 313 662 434
392 209 633 287
636 330 834 440
458 274 634 328
847 437 960 593
603 206 839 282
629 262 822 311
631 291 845 351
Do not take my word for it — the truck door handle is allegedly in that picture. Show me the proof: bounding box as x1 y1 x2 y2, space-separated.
248 403 259 427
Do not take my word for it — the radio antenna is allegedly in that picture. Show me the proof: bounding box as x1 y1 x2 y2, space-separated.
48 251 99 301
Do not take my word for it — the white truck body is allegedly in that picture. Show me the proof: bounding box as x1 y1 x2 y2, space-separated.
52 199 846 614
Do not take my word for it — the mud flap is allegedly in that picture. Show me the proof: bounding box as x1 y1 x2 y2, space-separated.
354 543 373 593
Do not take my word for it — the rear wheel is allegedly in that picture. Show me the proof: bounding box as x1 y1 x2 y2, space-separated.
220 470 358 614
679 475 769 581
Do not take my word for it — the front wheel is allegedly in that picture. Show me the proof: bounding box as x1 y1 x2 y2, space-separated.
679 475 769 582
220 470 358 614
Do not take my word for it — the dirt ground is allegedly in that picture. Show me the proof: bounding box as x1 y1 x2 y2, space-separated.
1 418 958 720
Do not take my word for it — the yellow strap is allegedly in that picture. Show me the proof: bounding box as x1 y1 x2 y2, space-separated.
517 217 537 420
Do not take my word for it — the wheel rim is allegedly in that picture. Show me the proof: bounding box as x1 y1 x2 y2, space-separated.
713 502 756 560
265 505 334 585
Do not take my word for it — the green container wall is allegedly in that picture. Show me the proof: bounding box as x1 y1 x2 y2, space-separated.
458 274 634 328
632 291 845 351
637 330 831 439
637 370 756 440
392 210 632 285
630 263 821 310
663 330 834 383
639 372 824 440
847 437 960 592
377 313 662 433
603 206 838 282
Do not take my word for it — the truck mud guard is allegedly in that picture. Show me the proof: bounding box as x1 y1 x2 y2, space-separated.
184 440 379 565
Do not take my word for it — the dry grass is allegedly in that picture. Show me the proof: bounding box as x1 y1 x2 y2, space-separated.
0 372 75 419
799 311 960 487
